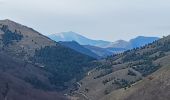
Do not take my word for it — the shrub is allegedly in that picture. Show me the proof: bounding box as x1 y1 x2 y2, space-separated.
127 70 136 76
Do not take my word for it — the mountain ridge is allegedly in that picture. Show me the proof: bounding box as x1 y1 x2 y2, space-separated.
48 31 111 47
59 41 100 58
48 32 159 57
48 32 159 49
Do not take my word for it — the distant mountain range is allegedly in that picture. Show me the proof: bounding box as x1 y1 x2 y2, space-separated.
48 32 159 58
106 36 160 49
59 41 113 58
48 31 110 47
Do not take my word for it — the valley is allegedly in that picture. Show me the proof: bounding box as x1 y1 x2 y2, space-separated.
1 0 170 100
0 19 169 100
0 19 97 100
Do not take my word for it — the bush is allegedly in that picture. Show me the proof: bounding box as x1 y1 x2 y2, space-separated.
113 79 130 89
128 70 136 76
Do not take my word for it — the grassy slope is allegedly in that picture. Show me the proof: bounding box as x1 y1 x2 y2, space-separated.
73 35 170 100
101 55 170 100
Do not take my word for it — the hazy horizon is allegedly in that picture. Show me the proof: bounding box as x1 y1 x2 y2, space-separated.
1 0 170 41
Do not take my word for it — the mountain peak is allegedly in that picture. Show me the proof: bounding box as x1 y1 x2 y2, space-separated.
58 31 80 36
0 19 19 25
0 19 12 22
129 36 159 48
48 31 111 47
0 19 26 32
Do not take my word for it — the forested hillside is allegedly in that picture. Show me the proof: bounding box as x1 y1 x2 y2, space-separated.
0 19 96 100
72 35 170 100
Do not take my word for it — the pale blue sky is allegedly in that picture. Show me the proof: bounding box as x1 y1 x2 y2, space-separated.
0 0 170 41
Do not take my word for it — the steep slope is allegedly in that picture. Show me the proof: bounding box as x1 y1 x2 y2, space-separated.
0 19 55 58
72 35 170 100
0 19 95 91
59 41 100 59
0 52 67 100
48 31 111 47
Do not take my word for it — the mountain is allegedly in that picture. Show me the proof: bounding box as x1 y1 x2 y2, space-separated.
129 36 160 48
106 36 159 49
59 41 100 58
48 32 159 57
106 47 128 53
48 32 159 49
0 19 96 99
72 34 170 100
59 41 124 58
48 31 111 47
104 40 132 49
84 45 113 57
0 52 67 100
0 19 168 100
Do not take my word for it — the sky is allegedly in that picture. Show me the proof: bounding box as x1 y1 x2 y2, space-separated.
0 0 170 41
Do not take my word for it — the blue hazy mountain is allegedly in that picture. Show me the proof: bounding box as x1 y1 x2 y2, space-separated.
129 36 160 48
104 40 132 49
48 32 159 49
106 36 159 49
48 32 160 57
48 31 111 47
59 41 100 58
83 45 113 57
